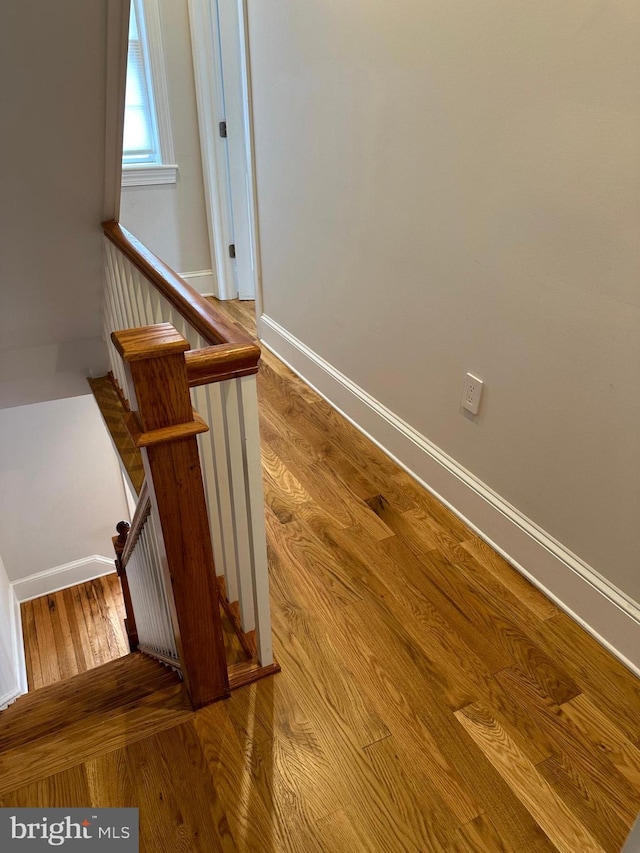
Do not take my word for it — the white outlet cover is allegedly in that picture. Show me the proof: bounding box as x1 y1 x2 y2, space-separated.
462 373 483 415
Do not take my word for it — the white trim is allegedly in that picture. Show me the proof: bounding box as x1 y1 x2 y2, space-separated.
180 269 216 297
139 0 175 167
13 556 116 603
216 0 255 300
122 164 178 186
188 0 236 300
0 586 26 711
239 374 273 665
0 688 21 713
103 0 130 220
259 313 640 677
11 586 27 695
236 0 262 308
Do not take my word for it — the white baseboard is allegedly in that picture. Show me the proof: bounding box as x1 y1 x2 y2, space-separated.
0 688 21 712
0 589 26 711
11 586 27 694
260 313 640 677
13 555 116 603
180 269 216 298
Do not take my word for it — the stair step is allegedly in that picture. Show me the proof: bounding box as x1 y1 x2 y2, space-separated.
0 653 182 753
0 694 192 798
88 375 144 495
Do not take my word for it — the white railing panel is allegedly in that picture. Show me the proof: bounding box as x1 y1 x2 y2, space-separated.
204 382 240 604
222 378 256 632
117 251 137 329
124 510 179 662
103 233 274 664
133 268 149 327
192 387 228 594
239 375 273 665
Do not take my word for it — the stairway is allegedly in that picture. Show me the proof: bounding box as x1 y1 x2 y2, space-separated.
88 375 144 494
0 653 191 798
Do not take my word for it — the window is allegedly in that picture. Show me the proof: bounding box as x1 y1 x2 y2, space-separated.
123 1 158 165
122 0 177 186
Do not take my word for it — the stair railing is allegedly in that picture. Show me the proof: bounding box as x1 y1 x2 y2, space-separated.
110 323 230 708
102 221 273 672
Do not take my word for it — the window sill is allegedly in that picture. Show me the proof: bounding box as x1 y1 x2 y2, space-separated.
121 164 178 187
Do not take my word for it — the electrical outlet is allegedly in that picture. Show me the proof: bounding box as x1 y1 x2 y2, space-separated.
462 373 483 415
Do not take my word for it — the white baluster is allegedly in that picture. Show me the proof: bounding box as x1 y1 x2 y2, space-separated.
239 374 273 665
222 378 256 632
205 382 240 604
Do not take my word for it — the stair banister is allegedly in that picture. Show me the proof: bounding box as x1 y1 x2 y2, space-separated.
102 220 274 669
112 322 230 708
112 518 138 651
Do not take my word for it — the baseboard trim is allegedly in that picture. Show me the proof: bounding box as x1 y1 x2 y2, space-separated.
13 556 116 603
0 589 26 711
0 688 21 712
11 587 27 694
180 269 216 298
260 313 640 676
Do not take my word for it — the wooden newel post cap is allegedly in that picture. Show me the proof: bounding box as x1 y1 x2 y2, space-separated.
111 323 190 363
111 323 196 434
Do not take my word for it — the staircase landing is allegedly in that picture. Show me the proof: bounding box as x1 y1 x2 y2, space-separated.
21 574 129 691
0 653 189 796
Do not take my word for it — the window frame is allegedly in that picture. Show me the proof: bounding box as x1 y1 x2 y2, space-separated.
122 0 177 187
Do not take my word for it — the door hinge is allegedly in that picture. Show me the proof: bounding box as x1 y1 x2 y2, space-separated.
219 121 227 138
228 243 236 259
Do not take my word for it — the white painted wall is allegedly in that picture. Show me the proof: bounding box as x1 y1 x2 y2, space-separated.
0 0 121 408
120 0 215 290
0 551 24 710
247 0 640 608
0 395 129 585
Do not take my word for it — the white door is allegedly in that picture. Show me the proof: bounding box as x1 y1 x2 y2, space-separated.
189 0 257 301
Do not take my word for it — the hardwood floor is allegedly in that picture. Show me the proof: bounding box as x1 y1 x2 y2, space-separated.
22 575 254 691
4 298 640 851
21 575 129 690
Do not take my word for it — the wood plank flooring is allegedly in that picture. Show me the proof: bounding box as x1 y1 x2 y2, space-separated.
22 575 251 691
21 575 129 690
4 298 640 852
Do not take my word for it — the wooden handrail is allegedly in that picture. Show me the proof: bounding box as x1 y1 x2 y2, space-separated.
185 345 261 386
120 481 151 569
112 516 139 652
102 220 260 378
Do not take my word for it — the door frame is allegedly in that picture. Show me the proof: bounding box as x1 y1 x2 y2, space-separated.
188 0 261 307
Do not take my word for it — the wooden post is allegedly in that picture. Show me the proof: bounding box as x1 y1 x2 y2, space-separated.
112 520 139 651
111 323 230 708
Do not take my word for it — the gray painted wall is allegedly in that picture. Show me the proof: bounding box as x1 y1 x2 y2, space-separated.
0 395 128 583
120 0 214 283
246 0 640 603
0 0 115 408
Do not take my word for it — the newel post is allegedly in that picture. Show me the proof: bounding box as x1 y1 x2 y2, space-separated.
111 323 229 708
112 520 138 651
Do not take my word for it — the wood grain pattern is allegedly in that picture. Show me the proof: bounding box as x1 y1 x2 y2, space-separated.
0 655 191 796
116 325 230 707
88 375 145 494
455 702 605 852
185 344 260 385
4 299 640 852
103 221 260 352
21 576 129 690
